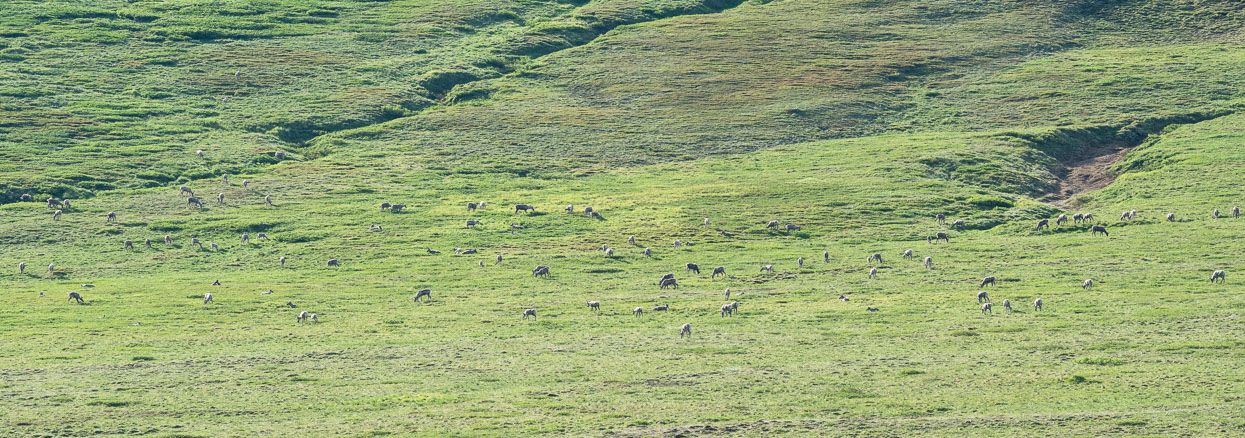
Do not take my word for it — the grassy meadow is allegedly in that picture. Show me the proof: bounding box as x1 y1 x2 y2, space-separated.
3 0 1245 436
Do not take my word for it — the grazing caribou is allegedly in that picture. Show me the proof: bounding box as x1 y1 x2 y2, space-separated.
413 289 432 302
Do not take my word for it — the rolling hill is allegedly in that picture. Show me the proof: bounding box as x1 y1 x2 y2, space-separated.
2 0 1245 436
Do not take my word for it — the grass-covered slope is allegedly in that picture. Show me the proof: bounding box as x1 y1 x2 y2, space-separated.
4 0 1245 436
6 0 1245 200
4 114 1245 435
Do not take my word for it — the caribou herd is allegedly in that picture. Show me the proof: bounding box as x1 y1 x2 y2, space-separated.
16 179 1240 338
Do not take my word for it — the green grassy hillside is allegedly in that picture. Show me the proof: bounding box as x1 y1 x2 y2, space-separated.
3 0 1245 436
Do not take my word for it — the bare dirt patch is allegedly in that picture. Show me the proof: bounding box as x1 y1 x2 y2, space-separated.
1038 142 1132 206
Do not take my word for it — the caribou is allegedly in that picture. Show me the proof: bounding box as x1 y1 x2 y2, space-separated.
413 289 432 302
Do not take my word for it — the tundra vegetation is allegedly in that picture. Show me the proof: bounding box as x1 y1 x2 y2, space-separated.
3 0 1245 436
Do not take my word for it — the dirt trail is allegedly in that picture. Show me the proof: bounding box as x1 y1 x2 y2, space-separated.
1038 142 1132 206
